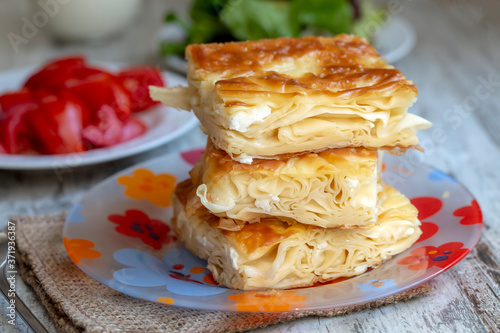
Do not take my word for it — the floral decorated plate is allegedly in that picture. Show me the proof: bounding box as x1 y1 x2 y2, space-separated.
63 150 482 312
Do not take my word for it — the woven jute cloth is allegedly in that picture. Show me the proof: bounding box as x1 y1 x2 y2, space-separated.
14 214 432 333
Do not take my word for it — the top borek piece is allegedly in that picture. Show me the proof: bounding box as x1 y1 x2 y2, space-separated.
151 35 432 163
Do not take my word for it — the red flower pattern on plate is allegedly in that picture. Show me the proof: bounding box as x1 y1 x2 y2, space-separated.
410 196 442 242
453 200 482 225
411 197 442 220
397 242 470 271
417 222 440 243
108 209 176 250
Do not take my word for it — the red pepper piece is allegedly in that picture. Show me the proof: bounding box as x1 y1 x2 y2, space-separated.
117 67 165 112
0 90 38 154
120 117 147 143
66 73 131 124
81 105 124 148
0 89 37 117
24 56 86 92
28 90 85 154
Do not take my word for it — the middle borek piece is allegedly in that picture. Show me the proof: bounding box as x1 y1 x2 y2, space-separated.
191 140 381 229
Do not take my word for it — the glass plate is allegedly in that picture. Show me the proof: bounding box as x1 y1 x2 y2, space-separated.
63 149 482 312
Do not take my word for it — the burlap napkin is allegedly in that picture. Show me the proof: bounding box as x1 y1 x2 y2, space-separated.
14 214 432 333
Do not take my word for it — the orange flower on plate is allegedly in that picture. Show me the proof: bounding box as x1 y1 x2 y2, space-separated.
157 297 175 305
117 168 177 207
63 237 101 264
228 290 306 311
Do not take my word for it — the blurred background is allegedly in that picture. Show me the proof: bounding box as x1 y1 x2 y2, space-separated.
0 1 499 332
1 1 497 69
0 1 190 70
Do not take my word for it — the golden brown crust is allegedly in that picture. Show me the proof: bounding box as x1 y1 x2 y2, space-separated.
216 69 417 102
220 221 301 254
186 35 387 77
202 139 378 174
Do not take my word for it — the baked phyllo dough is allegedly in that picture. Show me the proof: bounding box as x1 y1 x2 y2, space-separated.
150 35 432 162
172 179 421 290
190 140 380 228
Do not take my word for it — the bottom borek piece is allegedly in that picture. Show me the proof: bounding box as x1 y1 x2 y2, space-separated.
172 179 421 290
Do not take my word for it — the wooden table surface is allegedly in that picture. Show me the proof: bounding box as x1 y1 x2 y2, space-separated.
0 1 499 332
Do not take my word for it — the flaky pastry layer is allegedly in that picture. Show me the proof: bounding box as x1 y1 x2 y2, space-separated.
191 140 380 228
172 179 421 290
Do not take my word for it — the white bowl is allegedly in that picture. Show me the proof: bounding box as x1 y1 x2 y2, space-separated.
47 0 141 42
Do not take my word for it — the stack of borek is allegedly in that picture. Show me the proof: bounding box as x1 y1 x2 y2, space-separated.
150 35 432 290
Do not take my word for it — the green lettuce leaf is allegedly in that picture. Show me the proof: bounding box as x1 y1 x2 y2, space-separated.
289 0 353 36
220 0 293 41
350 1 386 40
160 0 384 56
161 0 231 55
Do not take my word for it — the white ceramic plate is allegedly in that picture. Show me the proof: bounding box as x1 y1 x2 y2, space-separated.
158 16 416 74
0 65 198 170
63 149 482 312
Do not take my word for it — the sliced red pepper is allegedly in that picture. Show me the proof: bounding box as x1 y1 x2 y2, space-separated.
24 56 114 94
0 115 33 154
28 90 85 154
66 73 131 124
42 57 85 70
24 56 86 92
117 67 165 112
120 117 147 142
1 56 154 156
0 90 38 154
63 66 112 89
0 89 37 118
82 105 124 148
